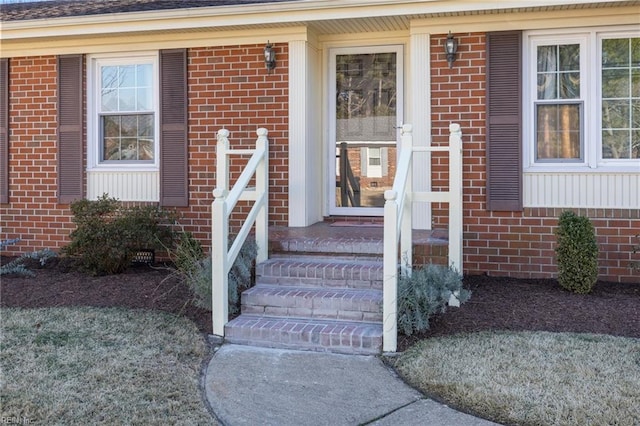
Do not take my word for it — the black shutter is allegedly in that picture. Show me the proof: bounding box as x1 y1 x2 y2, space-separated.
159 49 188 207
57 55 84 204
0 58 8 204
486 31 523 211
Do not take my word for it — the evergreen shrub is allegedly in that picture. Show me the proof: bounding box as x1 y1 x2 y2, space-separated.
397 263 470 336
63 195 176 275
555 211 599 294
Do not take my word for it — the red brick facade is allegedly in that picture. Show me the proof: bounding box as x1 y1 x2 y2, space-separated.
429 33 639 283
1 37 638 283
1 44 289 255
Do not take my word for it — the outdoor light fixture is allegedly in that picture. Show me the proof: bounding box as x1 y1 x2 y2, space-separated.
444 31 458 68
264 41 276 73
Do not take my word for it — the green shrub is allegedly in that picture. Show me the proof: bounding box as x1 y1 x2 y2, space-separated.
172 232 257 315
397 264 471 336
555 211 599 294
63 195 176 275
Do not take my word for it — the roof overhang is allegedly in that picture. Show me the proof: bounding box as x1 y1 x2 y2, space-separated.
1 0 638 57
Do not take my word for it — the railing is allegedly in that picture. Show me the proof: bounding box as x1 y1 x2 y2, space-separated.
211 128 269 337
382 123 463 352
337 142 361 207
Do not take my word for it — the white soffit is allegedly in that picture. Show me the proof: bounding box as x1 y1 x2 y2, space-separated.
1 0 638 38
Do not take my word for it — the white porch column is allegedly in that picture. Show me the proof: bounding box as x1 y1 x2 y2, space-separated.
288 38 323 227
409 30 432 230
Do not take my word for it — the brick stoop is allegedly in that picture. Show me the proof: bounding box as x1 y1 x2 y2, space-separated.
224 227 386 355
224 223 449 355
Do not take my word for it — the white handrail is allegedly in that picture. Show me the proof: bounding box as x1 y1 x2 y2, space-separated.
382 123 463 352
211 128 269 337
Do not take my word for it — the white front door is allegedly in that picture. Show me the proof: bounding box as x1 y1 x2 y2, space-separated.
329 45 404 216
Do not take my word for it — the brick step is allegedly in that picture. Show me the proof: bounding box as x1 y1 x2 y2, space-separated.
224 315 383 355
256 257 384 289
241 284 383 322
270 235 383 257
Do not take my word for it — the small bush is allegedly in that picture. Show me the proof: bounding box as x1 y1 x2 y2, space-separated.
172 232 258 315
555 211 599 294
397 264 471 336
63 195 176 275
0 241 58 277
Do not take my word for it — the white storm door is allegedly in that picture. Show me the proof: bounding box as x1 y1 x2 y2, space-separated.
329 45 403 216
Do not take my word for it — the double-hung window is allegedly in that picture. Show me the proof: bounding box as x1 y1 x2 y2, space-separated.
601 37 640 160
87 53 160 201
535 43 583 162
525 28 639 170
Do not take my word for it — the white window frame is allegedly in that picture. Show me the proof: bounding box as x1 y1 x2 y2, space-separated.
597 29 640 168
523 26 640 173
87 52 160 172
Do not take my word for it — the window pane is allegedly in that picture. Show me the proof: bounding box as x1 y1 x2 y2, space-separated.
120 65 136 88
99 63 154 113
118 88 136 111
537 46 556 72
560 72 580 98
603 69 630 98
101 89 118 112
138 115 153 137
102 66 118 89
633 69 640 98
136 64 153 87
602 100 630 129
537 44 580 100
537 73 557 99
101 114 154 162
137 88 152 110
104 138 121 160
559 44 580 71
633 99 640 128
632 38 640 67
120 115 137 136
103 115 120 137
601 38 640 161
602 39 629 67
536 104 581 160
602 130 632 159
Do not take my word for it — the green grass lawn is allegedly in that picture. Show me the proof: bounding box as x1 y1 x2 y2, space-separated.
1 307 215 425
390 331 640 426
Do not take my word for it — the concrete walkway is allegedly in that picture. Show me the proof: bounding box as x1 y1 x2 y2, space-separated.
204 344 500 426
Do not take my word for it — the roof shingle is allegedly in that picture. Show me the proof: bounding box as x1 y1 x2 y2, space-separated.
0 0 298 22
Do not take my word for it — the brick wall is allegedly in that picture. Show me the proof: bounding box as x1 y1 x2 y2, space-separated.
1 44 289 255
0 56 78 253
183 44 289 249
430 33 639 283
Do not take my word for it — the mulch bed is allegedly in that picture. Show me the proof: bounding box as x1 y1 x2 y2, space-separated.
2 256 638 352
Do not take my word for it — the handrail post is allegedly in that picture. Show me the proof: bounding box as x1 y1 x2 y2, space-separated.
383 189 398 352
448 123 463 273
212 188 229 337
400 124 413 275
255 128 269 264
216 129 230 191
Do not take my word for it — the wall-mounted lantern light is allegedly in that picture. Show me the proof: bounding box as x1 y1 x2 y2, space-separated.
264 41 276 74
444 31 458 68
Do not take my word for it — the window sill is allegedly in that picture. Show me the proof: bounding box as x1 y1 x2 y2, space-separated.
87 165 159 173
524 165 640 174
